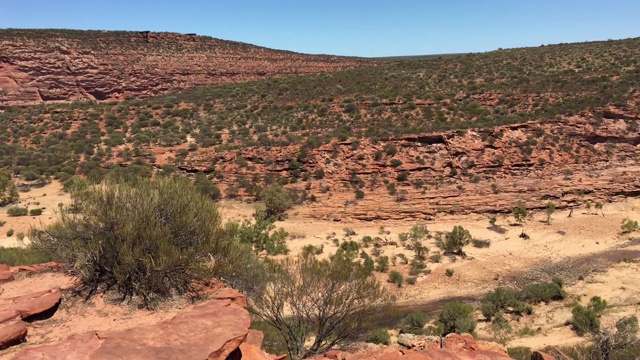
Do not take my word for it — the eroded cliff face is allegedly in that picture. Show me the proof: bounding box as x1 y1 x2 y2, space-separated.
0 29 378 107
175 113 640 221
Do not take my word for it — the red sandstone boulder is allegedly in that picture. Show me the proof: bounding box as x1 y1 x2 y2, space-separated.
239 342 274 360
0 321 27 350
245 329 265 348
9 290 252 360
9 289 62 320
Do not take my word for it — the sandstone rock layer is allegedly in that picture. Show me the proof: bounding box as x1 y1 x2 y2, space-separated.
0 29 378 107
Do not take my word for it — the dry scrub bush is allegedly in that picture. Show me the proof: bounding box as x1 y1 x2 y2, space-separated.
30 177 255 308
249 252 394 360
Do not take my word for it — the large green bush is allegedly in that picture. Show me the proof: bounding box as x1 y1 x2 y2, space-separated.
438 300 476 336
30 177 254 308
260 183 292 220
571 296 608 336
7 207 29 217
402 311 430 334
481 279 565 321
367 329 391 345
0 170 19 207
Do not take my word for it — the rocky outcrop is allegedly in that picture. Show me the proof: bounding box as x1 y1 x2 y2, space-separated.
0 29 378 107
3 289 62 320
6 286 278 360
177 115 640 221
309 334 512 360
0 323 27 351
0 264 63 350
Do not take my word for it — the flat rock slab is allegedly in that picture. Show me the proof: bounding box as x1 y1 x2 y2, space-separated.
10 295 251 360
4 289 62 320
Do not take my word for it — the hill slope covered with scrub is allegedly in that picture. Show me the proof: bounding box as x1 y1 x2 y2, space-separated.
0 29 378 107
0 37 639 219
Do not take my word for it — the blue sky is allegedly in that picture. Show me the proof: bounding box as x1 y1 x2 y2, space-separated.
1 1 639 57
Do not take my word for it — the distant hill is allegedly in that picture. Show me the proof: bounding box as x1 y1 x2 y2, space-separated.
0 37 638 220
0 29 380 107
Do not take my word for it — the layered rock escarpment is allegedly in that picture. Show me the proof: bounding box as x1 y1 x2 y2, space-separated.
0 29 378 107
177 114 640 221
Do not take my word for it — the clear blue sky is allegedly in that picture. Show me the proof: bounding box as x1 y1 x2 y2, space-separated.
2 1 639 57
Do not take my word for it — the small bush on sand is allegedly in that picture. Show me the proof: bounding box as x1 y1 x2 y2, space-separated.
436 226 472 255
367 329 391 345
7 207 28 217
388 270 403 287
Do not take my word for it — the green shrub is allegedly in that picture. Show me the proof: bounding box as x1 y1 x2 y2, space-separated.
0 220 5 227
588 296 607 314
406 277 417 285
367 329 391 345
29 208 43 216
518 281 566 303
302 244 324 257
436 226 472 255
403 311 429 334
233 209 289 255
513 200 528 224
30 177 255 308
445 268 455 277
571 304 600 336
194 172 221 200
471 239 491 248
0 170 19 207
388 270 403 287
621 218 639 233
339 240 359 253
249 252 393 359
480 280 564 321
438 301 476 336
507 347 533 360
0 246 58 266
7 207 29 217
62 176 90 193
6 229 14 237
375 256 389 272
260 183 292 220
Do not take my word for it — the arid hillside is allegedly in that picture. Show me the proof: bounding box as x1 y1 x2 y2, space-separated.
0 37 638 220
0 29 378 107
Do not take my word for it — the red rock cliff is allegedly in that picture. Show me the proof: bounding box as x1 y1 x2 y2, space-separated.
0 29 378 107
